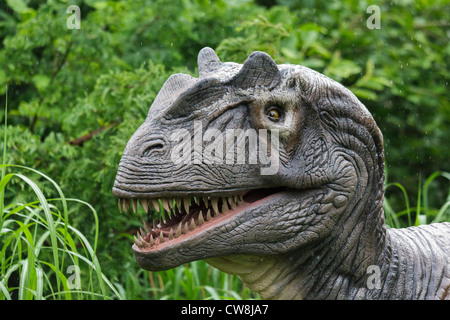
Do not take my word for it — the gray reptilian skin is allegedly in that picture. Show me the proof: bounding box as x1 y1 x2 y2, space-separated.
112 47 450 300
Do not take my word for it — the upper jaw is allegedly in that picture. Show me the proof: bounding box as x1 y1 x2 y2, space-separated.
112 153 266 198
112 185 251 200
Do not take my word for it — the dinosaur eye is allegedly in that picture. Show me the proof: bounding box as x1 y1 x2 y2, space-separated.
266 108 281 122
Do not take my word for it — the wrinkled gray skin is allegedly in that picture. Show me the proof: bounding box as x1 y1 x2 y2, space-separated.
113 48 450 300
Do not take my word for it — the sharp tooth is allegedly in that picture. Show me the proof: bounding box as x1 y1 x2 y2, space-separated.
203 196 209 208
193 197 199 205
132 199 138 213
198 212 205 226
206 209 212 221
123 199 130 213
159 231 165 243
118 199 122 212
190 218 196 230
152 219 158 229
169 228 174 240
140 199 149 213
134 236 142 247
211 197 219 213
143 220 151 233
150 234 155 246
175 223 182 237
183 222 189 234
139 234 148 246
228 197 237 209
161 198 170 212
139 227 146 237
183 197 190 213
239 194 244 202
152 199 160 212
233 195 238 204
221 200 229 214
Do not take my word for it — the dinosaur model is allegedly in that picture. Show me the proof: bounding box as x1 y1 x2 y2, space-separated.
112 47 450 299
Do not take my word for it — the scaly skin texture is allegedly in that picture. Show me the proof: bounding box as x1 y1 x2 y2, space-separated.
112 48 450 300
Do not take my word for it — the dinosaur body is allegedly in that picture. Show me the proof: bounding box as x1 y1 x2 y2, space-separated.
113 48 450 300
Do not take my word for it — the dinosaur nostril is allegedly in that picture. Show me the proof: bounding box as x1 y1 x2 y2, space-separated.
142 142 164 157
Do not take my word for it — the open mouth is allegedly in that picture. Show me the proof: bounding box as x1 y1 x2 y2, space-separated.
117 187 287 251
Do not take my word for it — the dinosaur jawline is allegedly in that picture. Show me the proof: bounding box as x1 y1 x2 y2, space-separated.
122 187 286 252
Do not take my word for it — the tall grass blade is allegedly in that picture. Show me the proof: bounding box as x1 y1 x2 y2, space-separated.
433 201 450 223
415 175 426 226
0 279 11 300
13 173 61 296
0 84 7 232
423 171 450 223
385 182 411 226
35 265 44 300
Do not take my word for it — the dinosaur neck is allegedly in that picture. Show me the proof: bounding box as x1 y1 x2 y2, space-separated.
206 150 389 299
206 188 390 300
207 169 448 299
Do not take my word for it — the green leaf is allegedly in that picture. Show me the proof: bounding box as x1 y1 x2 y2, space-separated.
32 75 50 93
6 0 29 13
351 88 377 100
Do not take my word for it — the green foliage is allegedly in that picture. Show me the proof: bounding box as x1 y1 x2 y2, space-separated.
0 164 121 299
384 171 450 228
0 0 448 299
